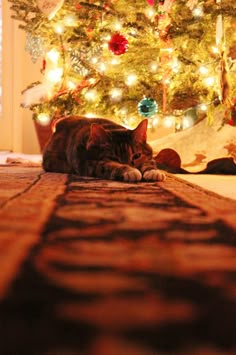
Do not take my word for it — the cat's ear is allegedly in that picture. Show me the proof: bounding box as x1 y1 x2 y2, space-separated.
132 119 148 142
87 124 109 149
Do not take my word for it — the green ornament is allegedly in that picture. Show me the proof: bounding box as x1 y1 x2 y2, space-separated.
138 97 158 117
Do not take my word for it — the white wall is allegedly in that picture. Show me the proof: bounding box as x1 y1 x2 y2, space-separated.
1 1 41 153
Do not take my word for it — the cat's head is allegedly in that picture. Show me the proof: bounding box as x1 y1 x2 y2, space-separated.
86 119 153 166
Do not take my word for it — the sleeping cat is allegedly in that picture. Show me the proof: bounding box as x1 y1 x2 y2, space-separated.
42 116 166 182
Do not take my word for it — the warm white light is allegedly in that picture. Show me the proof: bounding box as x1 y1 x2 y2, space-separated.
199 66 209 75
47 48 60 64
182 116 194 129
46 68 63 84
126 74 138 86
84 89 97 101
150 62 159 72
192 6 203 17
145 7 155 19
199 103 208 111
163 116 175 128
204 77 215 86
85 113 96 118
163 78 170 85
54 23 65 34
64 14 77 27
110 88 122 101
170 58 180 73
67 81 76 90
98 63 107 73
111 58 120 65
212 46 220 54
152 116 160 127
91 57 98 65
37 113 51 126
114 21 122 31
88 78 97 85
120 108 128 116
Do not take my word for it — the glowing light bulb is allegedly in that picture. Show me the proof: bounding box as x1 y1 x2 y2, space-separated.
37 113 51 126
182 116 193 129
64 14 77 27
54 23 65 34
150 62 159 72
47 48 60 64
85 113 96 118
110 88 122 101
163 116 175 128
204 77 215 86
212 46 220 54
84 89 97 101
192 6 203 17
114 21 122 31
99 63 107 73
111 58 120 65
46 68 63 84
91 57 98 65
199 103 208 111
145 7 155 19
126 74 138 86
163 78 170 85
170 58 180 73
67 81 76 90
152 116 160 127
199 66 209 75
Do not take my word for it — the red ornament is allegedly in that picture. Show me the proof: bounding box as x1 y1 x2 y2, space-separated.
108 33 128 55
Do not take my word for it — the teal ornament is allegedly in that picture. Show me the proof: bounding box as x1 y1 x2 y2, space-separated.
138 97 158 117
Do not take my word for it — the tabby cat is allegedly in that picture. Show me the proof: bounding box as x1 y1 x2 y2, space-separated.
42 116 166 182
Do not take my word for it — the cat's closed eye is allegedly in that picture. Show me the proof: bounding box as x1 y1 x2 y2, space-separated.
132 153 141 160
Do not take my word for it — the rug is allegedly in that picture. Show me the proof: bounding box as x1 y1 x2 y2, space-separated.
0 166 236 355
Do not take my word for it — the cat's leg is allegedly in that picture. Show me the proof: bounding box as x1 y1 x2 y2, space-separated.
139 160 166 181
143 169 166 181
92 161 142 182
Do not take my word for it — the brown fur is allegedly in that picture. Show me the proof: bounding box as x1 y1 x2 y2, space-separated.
42 116 166 182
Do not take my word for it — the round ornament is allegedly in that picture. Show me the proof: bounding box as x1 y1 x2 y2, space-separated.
138 97 158 117
108 33 129 55
37 0 64 20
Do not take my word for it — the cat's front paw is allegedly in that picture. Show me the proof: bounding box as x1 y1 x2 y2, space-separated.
143 169 166 181
122 167 142 182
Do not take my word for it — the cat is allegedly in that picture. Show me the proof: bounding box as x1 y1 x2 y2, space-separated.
42 116 166 182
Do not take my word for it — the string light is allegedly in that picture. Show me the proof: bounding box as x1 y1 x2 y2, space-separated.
84 89 97 101
54 22 65 34
37 113 51 126
163 115 175 128
110 88 122 101
126 74 138 86
64 14 77 27
46 68 63 84
46 48 60 64
204 77 215 86
192 5 204 18
199 66 209 75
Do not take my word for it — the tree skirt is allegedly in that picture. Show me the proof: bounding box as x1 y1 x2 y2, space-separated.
151 113 236 174
0 166 236 354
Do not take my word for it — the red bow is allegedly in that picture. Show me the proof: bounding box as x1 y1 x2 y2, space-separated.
147 0 154 5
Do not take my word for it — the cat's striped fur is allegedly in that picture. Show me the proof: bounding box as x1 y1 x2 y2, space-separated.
42 116 166 182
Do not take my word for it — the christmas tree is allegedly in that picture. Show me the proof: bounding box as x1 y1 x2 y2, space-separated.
8 0 236 132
